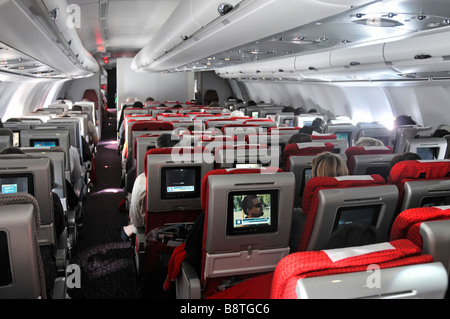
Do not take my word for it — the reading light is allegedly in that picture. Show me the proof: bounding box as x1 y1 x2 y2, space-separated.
218 3 234 16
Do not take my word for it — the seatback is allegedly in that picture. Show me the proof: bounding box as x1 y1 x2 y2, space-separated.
345 146 394 176
355 126 393 147
390 206 450 274
350 153 395 181
214 144 278 169
0 193 47 299
323 123 357 147
271 239 446 299
145 146 213 231
299 174 398 251
294 115 322 128
405 137 448 160
311 133 348 160
275 113 295 127
22 147 67 209
221 124 261 141
0 128 13 151
243 119 278 130
0 155 55 246
288 155 315 208
20 129 71 173
283 142 334 171
135 135 159 176
392 125 432 153
388 159 450 211
201 168 294 294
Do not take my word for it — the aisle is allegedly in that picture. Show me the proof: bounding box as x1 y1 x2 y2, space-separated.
68 109 137 299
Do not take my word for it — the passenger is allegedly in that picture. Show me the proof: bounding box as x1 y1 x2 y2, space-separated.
247 100 257 107
120 133 179 241
393 114 417 127
287 132 312 144
432 128 450 138
230 110 245 118
308 108 318 113
282 106 295 113
354 137 385 147
311 151 349 178
145 97 155 102
325 223 383 249
71 104 99 145
311 117 325 134
389 152 422 171
290 151 349 252
294 107 307 115
0 147 67 238
298 126 314 135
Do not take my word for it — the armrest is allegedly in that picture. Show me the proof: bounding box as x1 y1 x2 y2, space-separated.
176 261 201 299
51 277 68 299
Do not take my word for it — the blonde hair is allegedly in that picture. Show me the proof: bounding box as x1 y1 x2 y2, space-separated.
355 137 384 147
311 151 348 177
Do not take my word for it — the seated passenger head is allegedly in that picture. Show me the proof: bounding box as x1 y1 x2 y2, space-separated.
241 194 263 218
308 108 317 113
282 106 294 113
71 105 83 112
394 115 417 127
294 107 307 116
209 101 220 108
311 118 325 133
156 133 179 148
133 101 144 108
355 137 385 147
389 152 421 170
247 100 257 107
325 223 383 249
298 126 314 135
145 97 155 102
0 147 25 155
311 151 348 178
287 133 312 145
432 129 450 138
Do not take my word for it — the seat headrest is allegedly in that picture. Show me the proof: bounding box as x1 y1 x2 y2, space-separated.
390 206 450 247
388 160 450 183
271 239 432 299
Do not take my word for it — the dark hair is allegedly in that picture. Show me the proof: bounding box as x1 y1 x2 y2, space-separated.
146 97 155 102
247 100 257 107
298 126 314 135
389 152 421 170
311 118 325 133
308 108 317 113
241 194 258 217
394 115 416 127
133 101 144 108
325 223 383 249
71 105 83 111
282 106 295 113
432 129 450 138
0 147 25 155
156 133 179 148
294 107 306 116
288 133 312 144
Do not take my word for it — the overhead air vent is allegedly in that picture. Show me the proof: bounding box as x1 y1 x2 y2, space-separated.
414 53 432 60
353 18 403 27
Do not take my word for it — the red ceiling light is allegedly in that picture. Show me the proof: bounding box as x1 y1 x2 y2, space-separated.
103 57 109 64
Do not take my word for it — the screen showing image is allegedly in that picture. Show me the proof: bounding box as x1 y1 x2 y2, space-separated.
31 139 58 147
335 132 350 146
416 147 439 160
251 111 259 118
333 205 381 231
161 166 200 199
283 119 294 127
226 190 278 235
302 121 313 127
265 114 276 120
0 174 33 195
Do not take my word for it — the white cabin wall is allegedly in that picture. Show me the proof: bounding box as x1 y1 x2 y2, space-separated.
200 71 234 105
116 58 194 105
63 74 101 106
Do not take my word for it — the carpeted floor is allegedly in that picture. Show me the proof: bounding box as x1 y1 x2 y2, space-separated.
68 109 137 299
